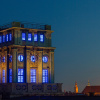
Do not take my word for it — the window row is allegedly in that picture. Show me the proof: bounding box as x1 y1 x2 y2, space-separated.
22 33 44 42
2 69 48 83
18 55 48 63
0 55 48 63
0 56 12 62
0 33 12 43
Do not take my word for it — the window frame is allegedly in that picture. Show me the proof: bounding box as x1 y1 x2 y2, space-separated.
2 57 5 62
3 35 5 42
40 34 44 42
2 70 5 83
18 55 24 62
42 69 48 83
6 34 9 42
34 34 38 42
9 33 12 41
0 36 2 43
22 33 26 41
31 55 36 62
9 69 12 83
18 69 24 83
28 33 32 41
42 56 48 63
30 69 36 83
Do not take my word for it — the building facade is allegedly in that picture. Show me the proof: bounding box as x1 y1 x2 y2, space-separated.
0 22 62 96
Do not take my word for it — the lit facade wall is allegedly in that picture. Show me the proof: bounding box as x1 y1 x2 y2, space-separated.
0 22 55 84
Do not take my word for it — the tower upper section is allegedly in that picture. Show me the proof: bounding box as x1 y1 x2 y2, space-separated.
0 22 53 47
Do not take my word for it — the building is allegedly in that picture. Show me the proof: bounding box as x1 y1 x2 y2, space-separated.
82 81 100 96
82 86 100 96
0 22 62 96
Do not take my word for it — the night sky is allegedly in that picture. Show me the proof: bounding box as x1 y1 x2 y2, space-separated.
1 0 100 92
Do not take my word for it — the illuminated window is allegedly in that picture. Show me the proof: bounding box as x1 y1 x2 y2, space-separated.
28 33 32 41
40 34 44 42
3 35 5 42
30 69 36 83
31 56 36 62
34 34 37 41
9 55 12 62
18 55 23 62
6 34 8 42
0 57 1 62
2 70 5 83
18 69 24 82
42 69 48 83
3 57 5 62
22 33 26 40
0 36 1 43
43 56 48 63
9 69 12 83
9 33 12 41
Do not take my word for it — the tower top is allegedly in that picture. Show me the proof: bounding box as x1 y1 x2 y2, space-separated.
74 81 78 93
87 80 90 86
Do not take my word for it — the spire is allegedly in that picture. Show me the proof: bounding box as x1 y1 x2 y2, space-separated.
74 81 78 93
87 80 90 86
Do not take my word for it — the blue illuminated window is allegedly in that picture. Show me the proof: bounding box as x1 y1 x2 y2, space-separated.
28 33 32 41
30 69 36 83
18 69 24 82
6 34 8 42
40 34 44 42
34 34 37 41
3 35 5 42
18 55 23 62
9 55 12 62
3 57 5 62
43 56 48 63
42 69 48 83
22 33 26 40
2 70 5 83
0 36 1 43
9 69 12 83
9 33 12 41
0 57 1 62
31 56 36 62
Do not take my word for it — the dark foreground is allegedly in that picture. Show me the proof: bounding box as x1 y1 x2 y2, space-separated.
2 96 100 100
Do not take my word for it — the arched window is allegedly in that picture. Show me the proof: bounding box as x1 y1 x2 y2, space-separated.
31 56 36 62
42 56 48 63
18 55 24 62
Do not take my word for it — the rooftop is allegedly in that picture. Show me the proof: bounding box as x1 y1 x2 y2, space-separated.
82 86 100 93
0 22 51 31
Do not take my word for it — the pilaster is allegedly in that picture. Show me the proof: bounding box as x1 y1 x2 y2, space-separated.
26 50 30 83
12 48 17 83
38 51 43 83
50 52 54 83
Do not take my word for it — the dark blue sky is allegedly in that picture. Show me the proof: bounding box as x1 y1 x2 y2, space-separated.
1 0 100 92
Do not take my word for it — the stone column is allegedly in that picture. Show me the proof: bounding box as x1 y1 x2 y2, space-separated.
50 52 54 83
38 51 43 83
7 47 9 83
26 50 30 83
12 48 17 83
